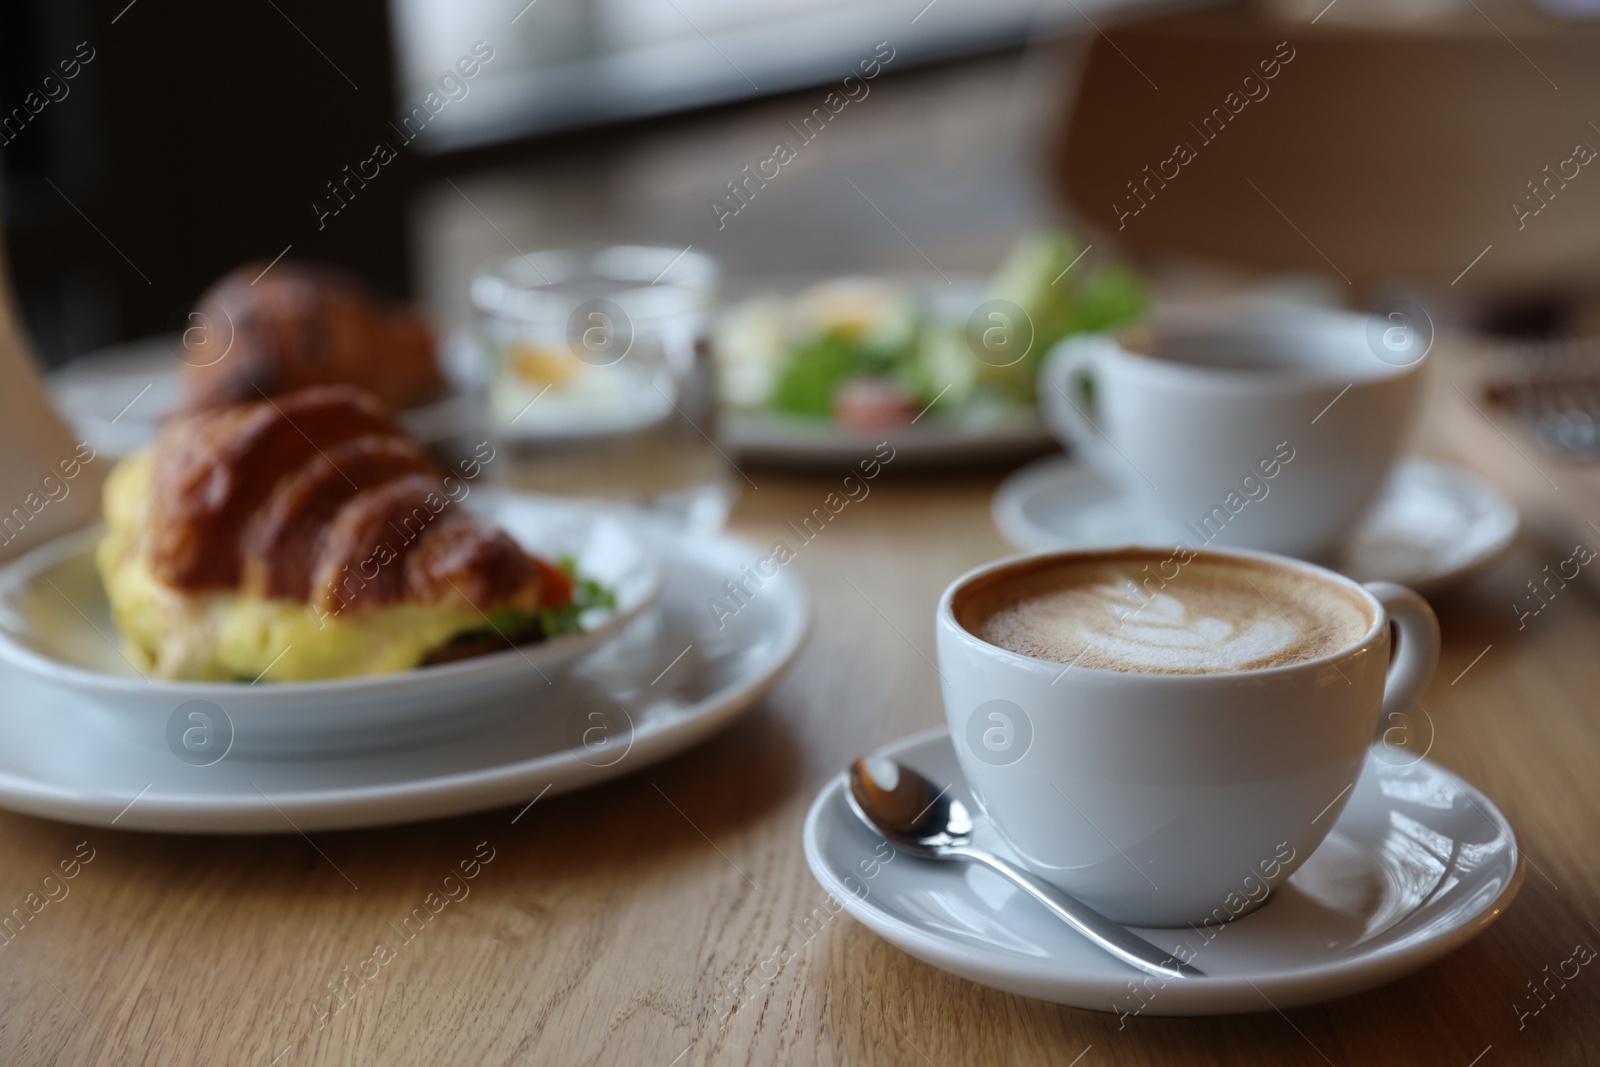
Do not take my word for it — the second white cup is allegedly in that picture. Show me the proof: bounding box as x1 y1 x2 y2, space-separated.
1039 307 1427 560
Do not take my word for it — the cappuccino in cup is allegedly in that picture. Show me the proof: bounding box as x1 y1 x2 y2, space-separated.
937 545 1439 927
957 551 1373 675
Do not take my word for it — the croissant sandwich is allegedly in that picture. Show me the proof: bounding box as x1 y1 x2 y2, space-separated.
97 386 590 681
180 261 446 413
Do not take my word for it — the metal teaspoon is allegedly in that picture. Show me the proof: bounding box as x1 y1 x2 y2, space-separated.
846 756 1204 980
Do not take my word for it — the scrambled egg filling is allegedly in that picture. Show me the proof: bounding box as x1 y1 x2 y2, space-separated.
97 453 487 681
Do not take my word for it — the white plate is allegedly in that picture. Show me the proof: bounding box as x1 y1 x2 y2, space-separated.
0 492 660 757
713 274 1056 468
0 519 807 832
992 455 1519 593
804 728 1522 1016
47 334 483 457
719 408 1055 469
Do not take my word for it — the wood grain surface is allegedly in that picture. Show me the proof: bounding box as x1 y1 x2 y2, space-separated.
9 21 1598 1064
1 387 1599 1066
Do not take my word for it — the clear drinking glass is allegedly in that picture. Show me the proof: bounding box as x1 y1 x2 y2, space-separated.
471 246 734 531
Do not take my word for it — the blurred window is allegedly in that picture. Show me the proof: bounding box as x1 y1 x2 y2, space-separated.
388 0 1145 149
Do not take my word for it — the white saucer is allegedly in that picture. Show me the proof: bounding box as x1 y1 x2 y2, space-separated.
0 520 807 833
803 728 1522 1016
992 455 1518 593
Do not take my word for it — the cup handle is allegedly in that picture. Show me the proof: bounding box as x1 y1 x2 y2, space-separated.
1039 337 1114 472
1363 581 1440 743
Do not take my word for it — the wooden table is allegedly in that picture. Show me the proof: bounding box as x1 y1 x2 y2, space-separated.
2 403 1599 1066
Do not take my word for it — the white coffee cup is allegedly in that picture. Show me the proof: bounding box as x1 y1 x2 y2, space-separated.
1039 307 1427 560
936 545 1439 928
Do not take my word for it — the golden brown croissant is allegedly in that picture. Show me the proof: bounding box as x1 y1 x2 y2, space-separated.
180 261 446 413
99 385 575 681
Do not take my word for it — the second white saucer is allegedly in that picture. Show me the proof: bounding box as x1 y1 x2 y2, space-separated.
992 455 1518 593
804 728 1522 1016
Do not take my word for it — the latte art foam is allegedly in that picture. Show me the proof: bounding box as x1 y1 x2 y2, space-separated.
959 552 1373 675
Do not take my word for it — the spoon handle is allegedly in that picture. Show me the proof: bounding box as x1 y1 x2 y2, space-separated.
949 846 1205 979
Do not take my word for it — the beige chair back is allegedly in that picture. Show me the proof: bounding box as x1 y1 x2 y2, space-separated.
1054 5 1600 296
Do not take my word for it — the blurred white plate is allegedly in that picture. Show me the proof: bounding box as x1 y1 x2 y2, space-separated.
714 274 1056 468
0 513 806 833
720 407 1054 468
805 728 1522 1015
992 455 1519 594
0 492 659 758
47 333 483 456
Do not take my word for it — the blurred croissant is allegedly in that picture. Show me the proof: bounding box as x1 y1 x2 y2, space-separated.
98 386 573 681
179 260 446 413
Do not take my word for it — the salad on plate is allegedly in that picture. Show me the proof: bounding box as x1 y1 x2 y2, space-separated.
712 230 1147 433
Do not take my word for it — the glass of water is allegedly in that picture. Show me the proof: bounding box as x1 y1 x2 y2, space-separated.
471 246 735 531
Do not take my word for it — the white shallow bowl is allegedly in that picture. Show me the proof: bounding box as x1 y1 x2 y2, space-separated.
0 491 659 758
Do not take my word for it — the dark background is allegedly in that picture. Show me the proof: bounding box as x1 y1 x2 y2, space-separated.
5 0 850 367
3 0 425 365
0 0 1047 369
